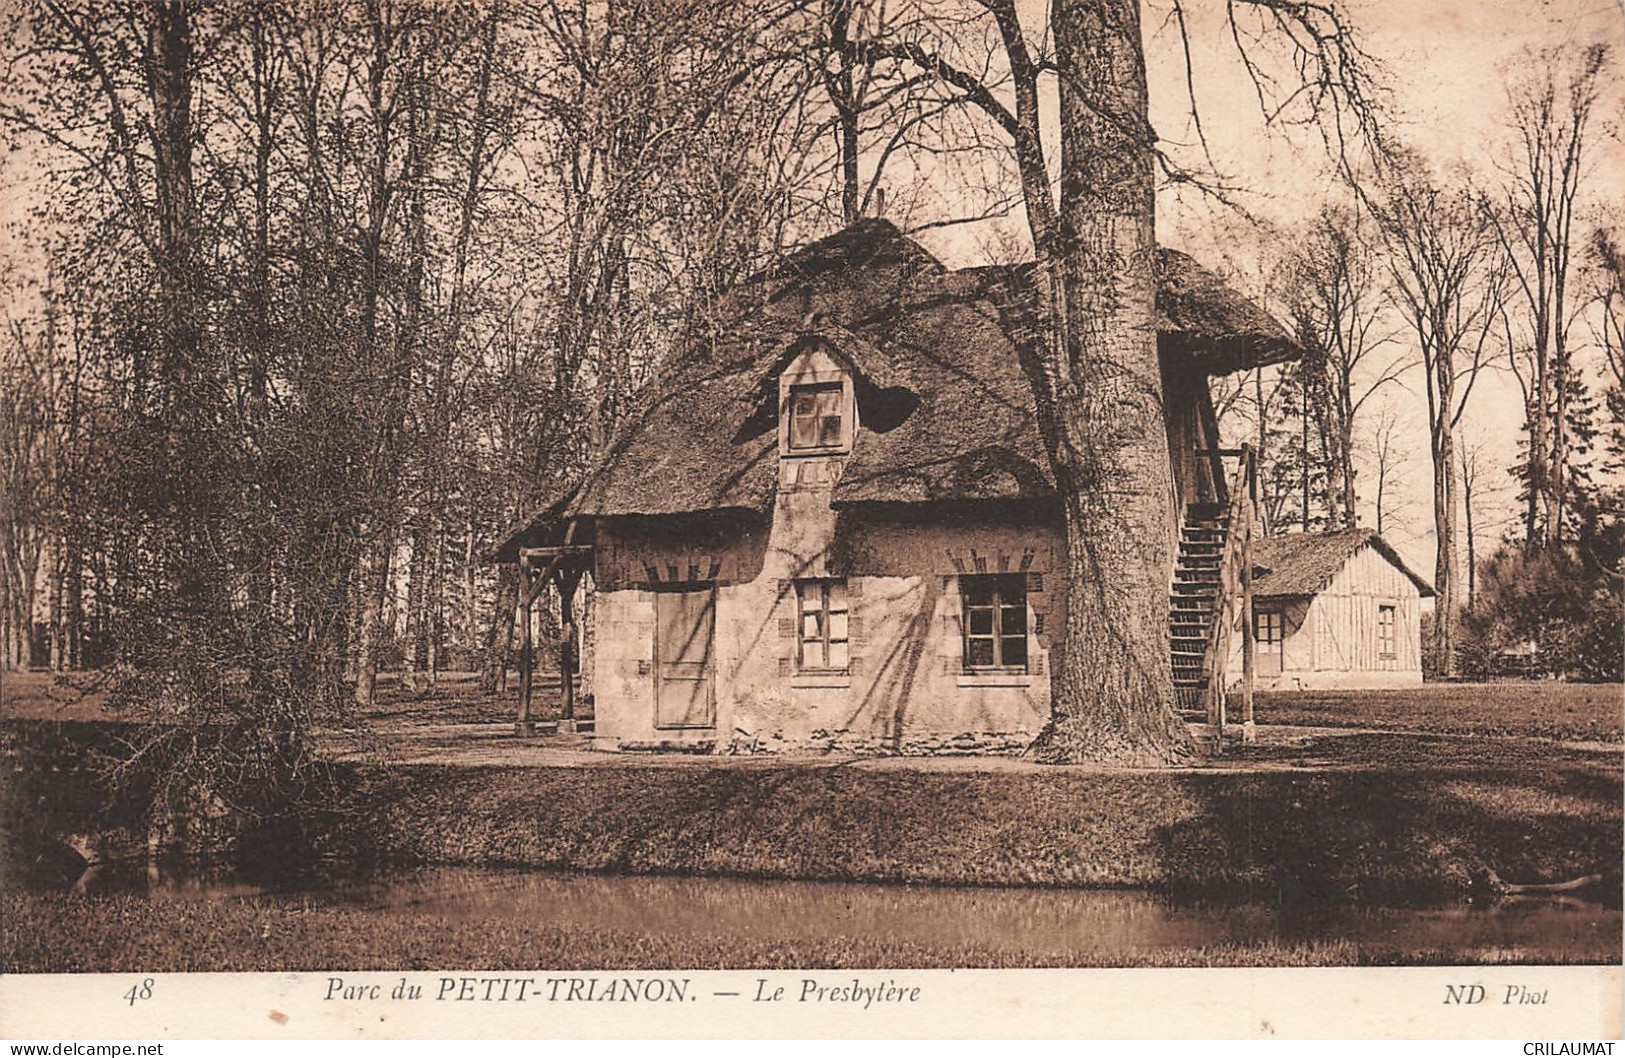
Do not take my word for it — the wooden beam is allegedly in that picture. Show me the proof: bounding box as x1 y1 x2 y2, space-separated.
518 545 594 559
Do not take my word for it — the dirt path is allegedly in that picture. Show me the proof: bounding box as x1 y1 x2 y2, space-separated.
337 717 1620 775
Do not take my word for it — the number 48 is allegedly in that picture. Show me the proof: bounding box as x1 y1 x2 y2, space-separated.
124 979 154 1006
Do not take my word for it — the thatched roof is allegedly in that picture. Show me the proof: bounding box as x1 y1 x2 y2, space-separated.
560 219 1297 522
1251 529 1435 600
1155 248 1300 373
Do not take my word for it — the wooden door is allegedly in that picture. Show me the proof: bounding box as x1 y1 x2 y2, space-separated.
655 586 716 729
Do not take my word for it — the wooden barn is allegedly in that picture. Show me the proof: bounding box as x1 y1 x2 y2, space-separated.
497 220 1299 753
1224 529 1434 690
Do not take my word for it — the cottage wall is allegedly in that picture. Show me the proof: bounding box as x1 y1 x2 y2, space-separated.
589 499 1063 754
1230 542 1423 690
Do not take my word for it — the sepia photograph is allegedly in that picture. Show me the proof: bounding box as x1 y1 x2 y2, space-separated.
0 0 1620 1041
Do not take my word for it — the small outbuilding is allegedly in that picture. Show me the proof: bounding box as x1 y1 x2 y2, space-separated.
1227 529 1434 690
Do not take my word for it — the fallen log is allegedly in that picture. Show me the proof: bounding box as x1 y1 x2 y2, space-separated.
1477 867 1604 896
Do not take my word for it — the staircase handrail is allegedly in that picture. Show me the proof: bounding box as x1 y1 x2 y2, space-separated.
1202 444 1256 730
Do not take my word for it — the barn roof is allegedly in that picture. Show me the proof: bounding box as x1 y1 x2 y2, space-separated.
557 219 1297 522
1251 529 1435 600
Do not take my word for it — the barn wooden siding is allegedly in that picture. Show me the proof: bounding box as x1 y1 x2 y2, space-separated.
1300 542 1422 679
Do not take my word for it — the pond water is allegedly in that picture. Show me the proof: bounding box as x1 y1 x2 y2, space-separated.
26 860 1624 965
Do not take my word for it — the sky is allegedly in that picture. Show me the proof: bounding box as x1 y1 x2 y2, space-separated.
917 0 1625 578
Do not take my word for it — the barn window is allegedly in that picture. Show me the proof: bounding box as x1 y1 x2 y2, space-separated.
787 382 846 452
796 579 849 672
962 574 1028 672
1377 604 1396 659
1254 609 1283 657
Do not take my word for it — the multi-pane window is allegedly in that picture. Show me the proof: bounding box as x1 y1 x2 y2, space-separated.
1377 604 1396 659
788 382 845 451
962 575 1028 672
797 579 849 672
1254 609 1283 658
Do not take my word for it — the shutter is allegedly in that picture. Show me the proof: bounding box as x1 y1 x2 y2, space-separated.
777 657 792 677
848 616 865 643
1033 613 1045 636
848 578 864 597
1032 654 1045 676
778 617 797 638
1026 571 1044 592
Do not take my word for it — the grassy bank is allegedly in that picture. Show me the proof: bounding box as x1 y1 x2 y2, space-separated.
343 737 1621 903
5 718 1620 902
10 890 1610 972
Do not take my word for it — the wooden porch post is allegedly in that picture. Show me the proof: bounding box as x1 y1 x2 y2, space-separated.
553 566 584 729
1241 445 1256 741
517 555 534 736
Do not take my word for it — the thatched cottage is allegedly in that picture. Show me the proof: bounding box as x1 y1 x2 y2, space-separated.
498 220 1298 753
1225 529 1434 690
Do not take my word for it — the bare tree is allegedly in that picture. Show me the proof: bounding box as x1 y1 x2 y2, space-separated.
1280 205 1408 529
1489 42 1611 548
1457 431 1507 609
1366 403 1415 541
1376 159 1509 677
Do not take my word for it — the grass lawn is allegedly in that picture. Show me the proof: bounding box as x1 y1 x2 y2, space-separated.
0 669 548 726
1257 682 1622 742
7 669 1615 742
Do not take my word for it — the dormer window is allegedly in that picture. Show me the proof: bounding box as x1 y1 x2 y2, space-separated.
778 342 855 459
788 382 845 451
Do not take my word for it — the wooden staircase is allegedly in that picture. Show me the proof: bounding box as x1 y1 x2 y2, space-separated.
1171 502 1228 714
1170 443 1260 741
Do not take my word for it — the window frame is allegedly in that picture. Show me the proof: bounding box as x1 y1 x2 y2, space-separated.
1376 603 1397 660
1253 608 1284 658
795 578 850 674
786 381 848 454
960 574 1029 673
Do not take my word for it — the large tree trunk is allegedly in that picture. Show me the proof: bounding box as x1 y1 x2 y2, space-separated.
1431 348 1459 678
1027 0 1190 766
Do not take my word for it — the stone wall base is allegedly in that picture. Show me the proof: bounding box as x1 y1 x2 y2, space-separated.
724 729 1034 757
